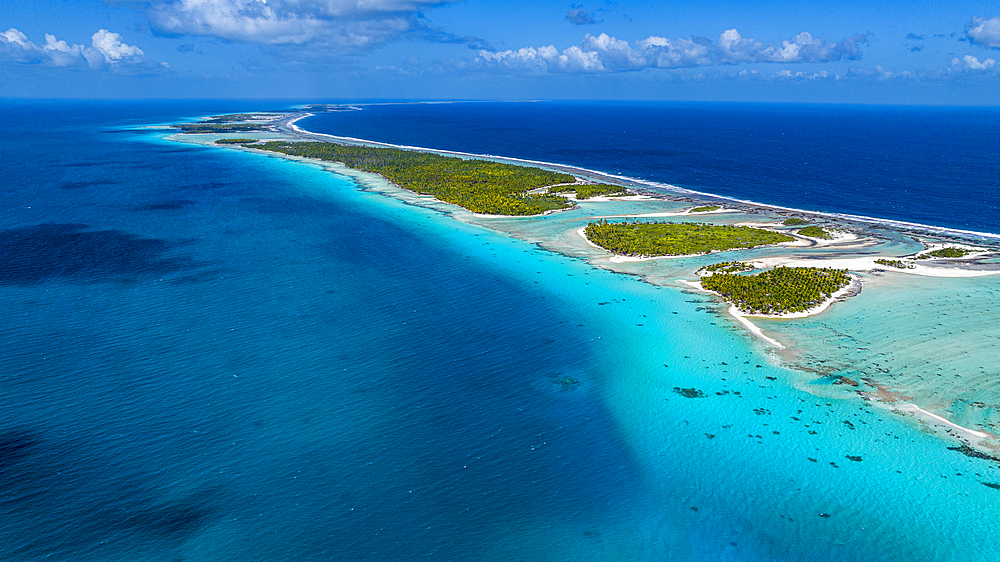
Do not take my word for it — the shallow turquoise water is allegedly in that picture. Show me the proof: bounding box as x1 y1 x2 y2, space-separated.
759 272 1000 434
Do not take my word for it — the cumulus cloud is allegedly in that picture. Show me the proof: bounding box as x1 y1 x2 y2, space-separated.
478 29 866 73
92 29 145 63
775 69 833 80
951 54 996 70
966 16 1000 49
0 28 163 72
130 0 467 49
566 5 598 26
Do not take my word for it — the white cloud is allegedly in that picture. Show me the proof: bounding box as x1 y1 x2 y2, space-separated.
42 34 87 67
0 28 162 72
478 29 866 74
1 29 46 63
951 55 996 70
966 16 1000 49
774 69 832 80
139 0 461 48
716 29 864 63
91 29 145 63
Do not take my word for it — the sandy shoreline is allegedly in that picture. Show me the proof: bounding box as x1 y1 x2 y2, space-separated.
283 113 1000 243
893 403 992 441
678 276 859 347
678 280 786 348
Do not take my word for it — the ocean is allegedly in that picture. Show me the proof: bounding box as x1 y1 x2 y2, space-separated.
1 99 998 561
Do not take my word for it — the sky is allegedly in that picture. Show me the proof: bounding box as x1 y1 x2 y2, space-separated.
1 0 999 104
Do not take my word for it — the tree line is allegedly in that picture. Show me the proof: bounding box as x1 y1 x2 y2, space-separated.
701 267 851 315
253 141 577 216
584 220 794 257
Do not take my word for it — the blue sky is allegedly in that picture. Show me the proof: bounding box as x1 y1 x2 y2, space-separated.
2 0 999 103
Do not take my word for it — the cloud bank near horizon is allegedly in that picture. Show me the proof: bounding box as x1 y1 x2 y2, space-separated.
477 29 867 73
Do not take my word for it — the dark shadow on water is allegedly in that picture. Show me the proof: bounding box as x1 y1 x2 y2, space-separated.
0 428 40 470
167 268 229 285
0 425 223 557
56 180 121 190
0 223 201 285
135 199 196 211
46 160 111 168
88 485 222 541
182 181 234 191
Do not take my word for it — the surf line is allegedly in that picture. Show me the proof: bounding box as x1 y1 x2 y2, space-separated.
286 114 1000 243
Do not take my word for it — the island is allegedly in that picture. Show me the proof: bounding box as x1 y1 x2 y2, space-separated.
175 123 269 133
797 225 834 239
700 266 852 315
916 247 973 259
583 220 794 257
874 259 914 269
547 183 627 199
251 141 578 216
698 261 756 274
782 217 809 226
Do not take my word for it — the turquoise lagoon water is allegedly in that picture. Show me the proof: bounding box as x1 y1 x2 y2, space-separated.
758 271 1000 434
1 101 999 560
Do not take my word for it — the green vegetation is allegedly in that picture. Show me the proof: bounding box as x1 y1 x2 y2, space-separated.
916 247 973 259
690 205 721 213
584 221 794 257
699 261 755 274
548 183 627 199
874 259 914 269
174 123 269 134
701 267 851 315
203 114 260 123
798 225 834 239
782 218 809 226
214 138 258 145
254 141 576 216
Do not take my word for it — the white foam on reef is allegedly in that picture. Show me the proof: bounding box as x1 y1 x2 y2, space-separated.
288 114 1000 243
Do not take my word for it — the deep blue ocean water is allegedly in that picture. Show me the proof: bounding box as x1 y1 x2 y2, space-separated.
3 100 1000 561
302 101 1000 235
1 101 644 560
